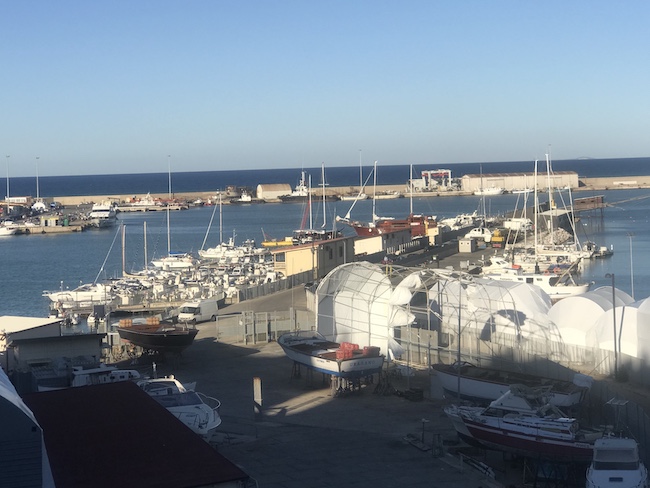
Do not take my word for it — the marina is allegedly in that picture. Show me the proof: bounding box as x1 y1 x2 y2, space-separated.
3 163 650 488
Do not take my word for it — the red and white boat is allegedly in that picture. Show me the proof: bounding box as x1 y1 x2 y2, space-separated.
445 384 604 461
278 331 384 379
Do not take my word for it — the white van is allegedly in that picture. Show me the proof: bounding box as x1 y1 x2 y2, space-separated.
177 298 219 324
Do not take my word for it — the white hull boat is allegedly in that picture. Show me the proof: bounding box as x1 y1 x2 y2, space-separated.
445 384 604 462
483 265 590 300
37 364 141 391
432 362 592 408
278 331 385 379
44 282 115 310
137 376 221 440
587 437 648 488
87 201 117 228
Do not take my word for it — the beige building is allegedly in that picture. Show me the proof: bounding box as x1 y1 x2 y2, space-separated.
270 236 355 280
461 171 579 193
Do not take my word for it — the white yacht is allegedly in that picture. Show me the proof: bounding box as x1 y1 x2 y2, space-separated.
587 437 648 488
137 376 222 441
87 201 117 228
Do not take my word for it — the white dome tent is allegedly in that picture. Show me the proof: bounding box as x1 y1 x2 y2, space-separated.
548 291 613 347
313 263 568 370
635 297 650 361
314 262 406 361
590 301 645 358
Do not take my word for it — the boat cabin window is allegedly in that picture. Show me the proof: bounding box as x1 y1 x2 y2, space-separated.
593 459 639 471
593 448 640 471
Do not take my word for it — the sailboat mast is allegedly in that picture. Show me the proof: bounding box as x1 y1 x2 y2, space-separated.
219 193 223 244
167 155 172 255
143 221 148 270
409 164 413 215
121 223 126 276
545 151 554 243
372 161 377 222
359 150 363 192
308 174 313 230
322 163 326 228
534 159 539 271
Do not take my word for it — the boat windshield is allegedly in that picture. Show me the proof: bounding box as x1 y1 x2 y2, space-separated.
593 448 640 470
179 306 199 314
151 391 203 408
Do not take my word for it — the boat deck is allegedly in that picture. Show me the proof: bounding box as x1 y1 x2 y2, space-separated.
289 340 340 359
442 364 584 394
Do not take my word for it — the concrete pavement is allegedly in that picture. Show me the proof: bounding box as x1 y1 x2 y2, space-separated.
122 285 513 488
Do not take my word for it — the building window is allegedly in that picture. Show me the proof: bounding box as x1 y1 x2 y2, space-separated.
275 253 286 263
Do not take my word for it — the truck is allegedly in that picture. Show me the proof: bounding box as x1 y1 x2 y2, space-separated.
177 298 219 324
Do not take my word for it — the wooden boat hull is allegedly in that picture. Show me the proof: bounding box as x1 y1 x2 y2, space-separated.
117 325 198 353
432 363 589 408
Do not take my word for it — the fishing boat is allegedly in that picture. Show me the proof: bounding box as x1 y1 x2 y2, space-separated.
116 318 199 354
432 362 592 408
445 384 604 461
277 331 385 379
137 376 222 440
586 437 648 488
229 190 265 204
279 170 339 203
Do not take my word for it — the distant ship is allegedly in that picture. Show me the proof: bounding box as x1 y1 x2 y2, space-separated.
279 170 340 203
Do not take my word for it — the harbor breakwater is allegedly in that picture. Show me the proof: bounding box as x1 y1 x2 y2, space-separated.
45 175 650 207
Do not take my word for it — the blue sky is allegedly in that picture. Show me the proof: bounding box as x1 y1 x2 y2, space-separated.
2 1 649 176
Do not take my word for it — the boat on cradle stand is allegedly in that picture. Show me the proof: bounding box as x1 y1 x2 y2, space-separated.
116 317 198 354
444 384 605 462
586 437 648 488
432 361 593 409
278 331 385 381
137 376 221 441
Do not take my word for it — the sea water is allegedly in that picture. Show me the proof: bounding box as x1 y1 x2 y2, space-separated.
1 186 649 317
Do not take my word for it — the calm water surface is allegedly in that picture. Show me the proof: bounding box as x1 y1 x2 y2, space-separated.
2 189 649 317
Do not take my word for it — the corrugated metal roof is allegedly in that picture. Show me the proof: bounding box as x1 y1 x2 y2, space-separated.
0 316 62 334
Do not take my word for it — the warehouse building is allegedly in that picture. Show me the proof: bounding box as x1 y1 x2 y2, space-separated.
256 183 292 201
461 171 579 193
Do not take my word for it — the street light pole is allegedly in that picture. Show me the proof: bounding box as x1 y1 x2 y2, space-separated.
5 155 9 199
627 233 635 300
35 156 40 200
605 273 618 379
